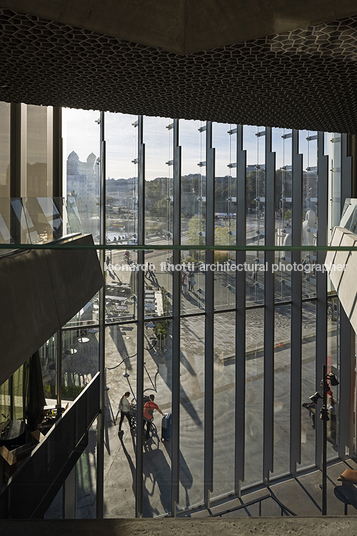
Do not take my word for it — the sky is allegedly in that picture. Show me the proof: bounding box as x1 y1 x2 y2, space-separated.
62 107 318 182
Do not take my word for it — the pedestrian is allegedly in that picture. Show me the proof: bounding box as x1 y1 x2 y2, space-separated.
143 394 165 441
146 264 155 282
188 273 193 291
182 273 188 294
118 391 133 433
191 273 196 293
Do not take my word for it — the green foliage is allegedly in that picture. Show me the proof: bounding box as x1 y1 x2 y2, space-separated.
61 384 86 400
187 215 205 244
284 209 292 221
214 251 229 263
44 383 85 401
44 384 55 398
187 216 205 261
161 288 171 314
155 320 169 339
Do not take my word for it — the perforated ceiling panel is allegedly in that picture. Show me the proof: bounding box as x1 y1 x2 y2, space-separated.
1 8 357 133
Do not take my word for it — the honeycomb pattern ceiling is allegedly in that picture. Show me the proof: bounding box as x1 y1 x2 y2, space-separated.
1 8 357 133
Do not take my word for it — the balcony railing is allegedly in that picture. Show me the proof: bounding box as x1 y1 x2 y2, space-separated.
0 372 100 519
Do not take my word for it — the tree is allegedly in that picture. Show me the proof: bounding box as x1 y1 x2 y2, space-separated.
187 215 205 261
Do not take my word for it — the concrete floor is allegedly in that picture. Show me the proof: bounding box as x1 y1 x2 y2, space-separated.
189 459 357 518
98 277 338 518
4 517 357 536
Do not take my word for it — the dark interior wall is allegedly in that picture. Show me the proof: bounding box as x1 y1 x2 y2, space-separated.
0 234 103 386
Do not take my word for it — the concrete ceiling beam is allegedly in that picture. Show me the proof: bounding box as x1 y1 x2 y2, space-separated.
2 0 357 54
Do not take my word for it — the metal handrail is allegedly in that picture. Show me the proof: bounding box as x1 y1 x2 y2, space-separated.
0 372 100 519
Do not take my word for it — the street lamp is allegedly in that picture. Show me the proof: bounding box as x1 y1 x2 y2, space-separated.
309 365 339 515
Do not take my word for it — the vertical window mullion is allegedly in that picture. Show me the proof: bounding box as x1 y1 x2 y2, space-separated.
171 118 181 515
235 125 246 494
204 121 215 507
263 127 275 482
135 115 145 518
290 130 303 476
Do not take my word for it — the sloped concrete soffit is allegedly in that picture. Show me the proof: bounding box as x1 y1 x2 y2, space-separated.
2 0 357 54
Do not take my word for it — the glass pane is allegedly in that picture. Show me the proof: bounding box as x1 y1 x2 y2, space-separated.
300 130 317 298
105 249 137 323
106 111 138 245
0 378 10 425
244 126 265 306
44 486 63 519
213 123 236 310
272 128 292 302
104 323 137 517
20 197 65 243
144 116 173 245
63 108 100 240
273 304 291 477
181 120 206 314
76 421 97 518
39 335 57 401
327 296 339 458
300 301 316 468
213 249 236 310
143 250 172 319
213 312 235 496
141 318 172 516
302 249 317 299
0 102 11 253
26 105 53 198
0 101 10 198
65 291 100 329
326 132 341 243
179 316 205 510
61 328 99 401
245 307 264 486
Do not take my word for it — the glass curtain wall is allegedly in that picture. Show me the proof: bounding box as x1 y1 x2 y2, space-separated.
1 102 349 517
0 102 10 253
1 103 349 517
84 115 345 517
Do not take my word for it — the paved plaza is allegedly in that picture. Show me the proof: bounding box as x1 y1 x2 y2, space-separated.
48 247 339 519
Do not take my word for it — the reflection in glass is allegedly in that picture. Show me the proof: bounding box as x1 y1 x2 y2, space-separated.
39 335 57 401
0 101 10 198
76 423 97 518
0 102 10 252
26 105 53 198
61 328 99 401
